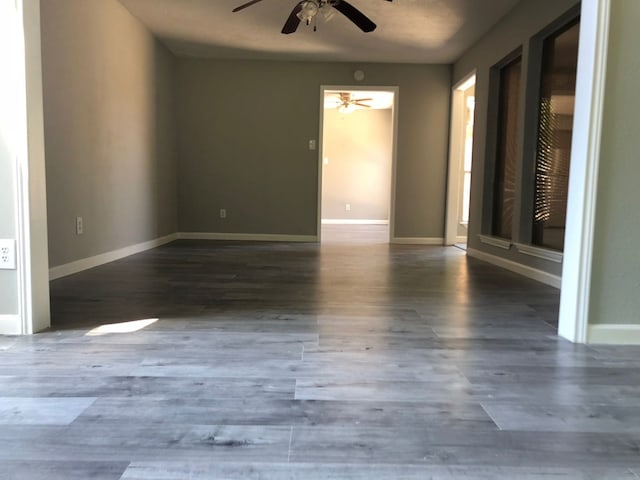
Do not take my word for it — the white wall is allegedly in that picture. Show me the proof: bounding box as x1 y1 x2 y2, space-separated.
0 1 21 318
321 108 392 221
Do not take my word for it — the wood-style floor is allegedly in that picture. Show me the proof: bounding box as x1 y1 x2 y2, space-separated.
2 226 640 479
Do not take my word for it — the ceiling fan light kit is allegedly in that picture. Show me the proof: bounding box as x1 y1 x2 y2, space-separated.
319 2 336 21
232 0 393 35
296 1 319 24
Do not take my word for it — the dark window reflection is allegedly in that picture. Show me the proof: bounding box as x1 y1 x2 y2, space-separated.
533 20 580 251
492 57 522 240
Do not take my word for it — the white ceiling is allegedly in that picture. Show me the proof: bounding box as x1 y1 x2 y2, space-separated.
118 0 523 63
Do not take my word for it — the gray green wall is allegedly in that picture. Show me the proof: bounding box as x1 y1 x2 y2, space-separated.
175 60 451 239
40 2 452 267
322 108 393 221
41 0 178 268
589 0 640 326
453 0 579 276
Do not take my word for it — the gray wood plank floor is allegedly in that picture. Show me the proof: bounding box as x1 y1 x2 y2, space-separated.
2 228 640 479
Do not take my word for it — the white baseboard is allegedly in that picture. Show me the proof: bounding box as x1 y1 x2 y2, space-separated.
467 247 562 289
0 315 22 335
391 237 444 245
321 219 389 225
48 232 319 281
588 324 640 345
49 233 179 281
178 232 318 243
456 236 467 243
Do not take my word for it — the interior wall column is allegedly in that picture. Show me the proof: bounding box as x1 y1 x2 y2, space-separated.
0 0 50 334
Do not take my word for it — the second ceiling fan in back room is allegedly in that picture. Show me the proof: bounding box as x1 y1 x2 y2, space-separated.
330 92 373 114
232 0 393 34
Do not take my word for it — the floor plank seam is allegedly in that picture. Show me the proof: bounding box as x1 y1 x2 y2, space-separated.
287 426 294 463
479 402 504 431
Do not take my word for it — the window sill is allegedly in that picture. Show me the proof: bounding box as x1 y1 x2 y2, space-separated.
514 242 563 263
478 234 511 250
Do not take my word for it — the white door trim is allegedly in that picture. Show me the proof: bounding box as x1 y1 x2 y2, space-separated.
445 72 476 246
558 0 611 343
317 85 399 243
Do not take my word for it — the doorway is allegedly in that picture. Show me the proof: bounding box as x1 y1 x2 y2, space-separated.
445 74 476 250
318 86 398 244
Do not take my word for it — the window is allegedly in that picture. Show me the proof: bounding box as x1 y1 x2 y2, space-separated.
491 55 522 240
532 20 580 251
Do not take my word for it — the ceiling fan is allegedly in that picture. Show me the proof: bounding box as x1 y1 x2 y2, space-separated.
232 0 393 34
331 92 373 114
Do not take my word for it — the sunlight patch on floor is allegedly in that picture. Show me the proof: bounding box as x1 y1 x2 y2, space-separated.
86 318 158 336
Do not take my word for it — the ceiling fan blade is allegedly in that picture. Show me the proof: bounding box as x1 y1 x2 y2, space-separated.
354 102 372 108
232 0 265 13
282 2 303 34
332 0 376 33
353 98 373 102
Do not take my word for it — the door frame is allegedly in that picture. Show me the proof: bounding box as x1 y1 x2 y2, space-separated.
558 0 611 343
317 85 399 243
445 72 476 246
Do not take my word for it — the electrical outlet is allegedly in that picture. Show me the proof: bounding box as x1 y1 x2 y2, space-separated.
76 216 84 235
0 239 16 270
345 203 351 212
220 209 227 219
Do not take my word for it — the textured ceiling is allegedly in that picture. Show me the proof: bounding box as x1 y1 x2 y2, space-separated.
118 0 522 63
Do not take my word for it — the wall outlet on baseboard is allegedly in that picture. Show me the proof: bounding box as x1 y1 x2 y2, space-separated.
0 239 16 270
76 216 84 235
220 209 227 219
